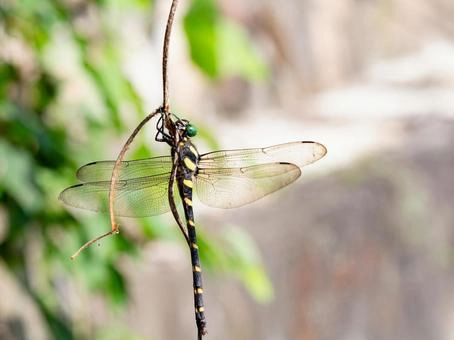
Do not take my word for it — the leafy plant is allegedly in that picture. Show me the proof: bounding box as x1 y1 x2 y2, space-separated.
0 0 271 338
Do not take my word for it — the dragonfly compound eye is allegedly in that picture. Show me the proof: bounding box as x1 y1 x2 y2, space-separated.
186 124 197 137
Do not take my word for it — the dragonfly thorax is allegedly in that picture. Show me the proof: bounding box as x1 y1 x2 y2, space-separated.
178 138 200 174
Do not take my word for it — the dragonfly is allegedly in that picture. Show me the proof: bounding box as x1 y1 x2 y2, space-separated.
59 113 327 336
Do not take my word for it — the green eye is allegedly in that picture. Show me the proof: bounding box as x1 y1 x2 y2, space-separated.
186 124 197 137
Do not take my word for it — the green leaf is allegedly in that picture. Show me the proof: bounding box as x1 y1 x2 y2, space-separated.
103 0 153 10
222 226 274 303
184 0 268 81
105 263 128 305
184 0 219 78
95 325 147 340
0 141 42 212
197 225 274 303
218 20 269 81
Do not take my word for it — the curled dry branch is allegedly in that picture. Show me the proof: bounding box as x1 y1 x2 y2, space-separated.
71 0 181 258
73 1 209 337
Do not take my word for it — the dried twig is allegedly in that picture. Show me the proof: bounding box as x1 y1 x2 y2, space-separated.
107 108 161 233
71 1 208 337
70 230 115 260
162 0 179 111
72 0 182 258
108 0 180 236
70 108 160 259
169 145 190 245
108 0 180 231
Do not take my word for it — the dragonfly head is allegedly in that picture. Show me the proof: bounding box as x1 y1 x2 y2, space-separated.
175 118 197 138
186 123 197 137
155 111 198 145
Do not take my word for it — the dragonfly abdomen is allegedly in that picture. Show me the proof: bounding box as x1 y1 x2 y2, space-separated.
177 139 207 334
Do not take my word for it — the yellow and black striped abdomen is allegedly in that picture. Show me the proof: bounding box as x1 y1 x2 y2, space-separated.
176 138 206 334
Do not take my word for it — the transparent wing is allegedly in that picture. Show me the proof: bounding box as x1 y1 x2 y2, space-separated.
64 142 326 214
59 173 178 217
199 141 327 169
76 156 172 182
195 162 301 209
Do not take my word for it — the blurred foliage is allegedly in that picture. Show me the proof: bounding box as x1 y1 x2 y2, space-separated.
184 0 268 81
198 225 274 303
94 326 148 340
0 0 271 339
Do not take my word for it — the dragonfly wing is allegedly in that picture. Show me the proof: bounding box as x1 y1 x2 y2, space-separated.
59 173 178 217
199 141 326 169
195 162 301 209
76 156 172 182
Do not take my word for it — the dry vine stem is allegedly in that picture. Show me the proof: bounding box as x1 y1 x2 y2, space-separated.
168 133 190 245
70 108 161 260
71 0 183 258
162 0 179 111
109 0 180 236
71 0 206 338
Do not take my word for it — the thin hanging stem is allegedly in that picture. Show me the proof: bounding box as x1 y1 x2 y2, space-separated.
168 144 190 245
70 108 161 259
162 0 179 111
71 1 208 337
161 0 188 244
72 0 183 258
107 108 161 234
71 230 115 260
109 0 180 233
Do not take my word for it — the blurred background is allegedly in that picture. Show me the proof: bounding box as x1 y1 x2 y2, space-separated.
1 0 453 339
